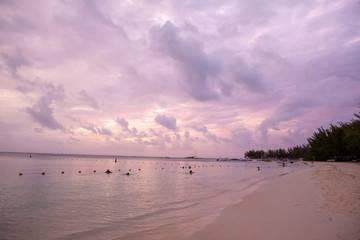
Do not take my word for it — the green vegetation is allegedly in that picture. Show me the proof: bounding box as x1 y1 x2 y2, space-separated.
245 111 360 161
244 145 308 160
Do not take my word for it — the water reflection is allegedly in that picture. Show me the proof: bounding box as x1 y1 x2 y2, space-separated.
0 153 308 239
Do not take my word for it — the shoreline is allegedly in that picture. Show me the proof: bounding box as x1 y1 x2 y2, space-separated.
190 162 360 240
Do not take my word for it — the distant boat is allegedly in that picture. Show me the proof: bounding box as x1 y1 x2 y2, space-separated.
185 149 199 159
231 158 249 161
217 158 249 161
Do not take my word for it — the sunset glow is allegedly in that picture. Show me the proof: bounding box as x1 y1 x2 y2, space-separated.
1 0 359 157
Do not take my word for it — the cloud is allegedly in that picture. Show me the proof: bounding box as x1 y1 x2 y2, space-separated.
82 123 112 136
78 89 99 109
258 94 316 137
116 118 138 136
232 57 267 93
192 124 209 133
150 21 222 101
230 126 254 149
1 0 359 157
308 42 360 81
26 95 64 130
191 123 222 143
155 114 177 131
1 48 30 78
116 118 130 132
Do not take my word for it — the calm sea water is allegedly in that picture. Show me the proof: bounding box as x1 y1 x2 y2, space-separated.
0 152 309 240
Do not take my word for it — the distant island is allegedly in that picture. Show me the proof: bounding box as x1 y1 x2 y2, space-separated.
245 111 360 162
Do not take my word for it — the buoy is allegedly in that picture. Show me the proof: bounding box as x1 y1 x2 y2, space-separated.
61 171 64 174
78 171 81 173
94 170 96 172
42 172 45 175
118 169 121 171
105 169 112 174
129 169 131 171
30 155 32 158
138 169 141 171
115 158 117 163
19 172 23 176
126 172 130 175
257 166 260 171
189 170 193 174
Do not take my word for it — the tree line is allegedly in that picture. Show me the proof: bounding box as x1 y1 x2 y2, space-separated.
244 111 360 161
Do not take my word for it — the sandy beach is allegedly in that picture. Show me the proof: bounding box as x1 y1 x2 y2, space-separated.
190 162 360 240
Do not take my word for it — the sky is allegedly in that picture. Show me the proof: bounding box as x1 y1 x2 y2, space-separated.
1 0 359 158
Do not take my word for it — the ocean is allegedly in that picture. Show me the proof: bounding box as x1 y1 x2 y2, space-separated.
0 152 309 240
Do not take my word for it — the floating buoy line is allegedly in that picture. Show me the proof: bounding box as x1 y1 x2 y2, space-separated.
16 159 278 176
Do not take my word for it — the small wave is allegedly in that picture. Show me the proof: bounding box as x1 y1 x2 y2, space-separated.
125 202 199 222
279 173 289 176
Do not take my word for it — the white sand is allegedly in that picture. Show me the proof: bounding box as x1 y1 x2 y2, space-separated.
190 162 360 240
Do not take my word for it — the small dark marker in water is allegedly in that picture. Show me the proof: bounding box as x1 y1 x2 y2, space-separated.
61 171 64 174
126 172 130 175
19 173 23 176
78 171 81 173
42 172 45 175
94 170 96 172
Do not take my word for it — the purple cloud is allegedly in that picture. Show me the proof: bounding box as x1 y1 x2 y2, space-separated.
26 95 64 130
1 0 359 157
1 48 30 78
155 114 177 131
150 21 222 101
78 89 99 109
116 118 130 132
82 123 112 136
232 57 266 93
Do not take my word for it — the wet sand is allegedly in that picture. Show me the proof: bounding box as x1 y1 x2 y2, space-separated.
190 162 360 240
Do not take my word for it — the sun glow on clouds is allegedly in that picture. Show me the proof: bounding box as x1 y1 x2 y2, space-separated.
0 0 359 158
